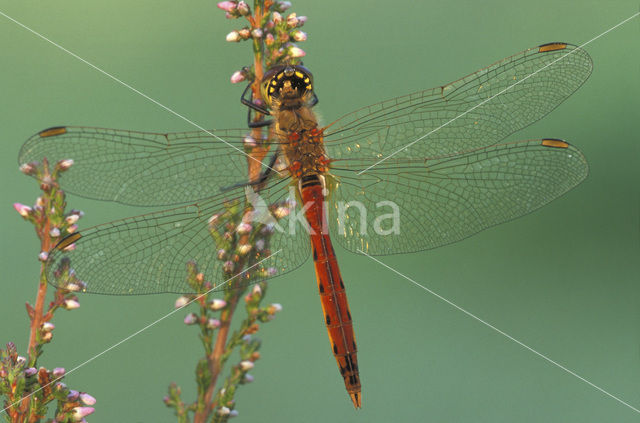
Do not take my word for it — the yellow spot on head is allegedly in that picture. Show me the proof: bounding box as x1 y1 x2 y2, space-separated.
277 72 284 80
269 86 275 93
306 85 312 90
295 71 304 78
304 77 310 83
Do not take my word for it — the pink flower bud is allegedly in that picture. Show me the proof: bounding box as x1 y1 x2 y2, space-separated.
230 70 245 84
237 222 252 234
13 203 32 218
268 303 283 314
79 392 96 405
58 159 74 170
288 45 305 58
65 282 81 292
255 239 265 251
291 30 307 42
42 332 53 342
71 407 95 420
265 33 275 46
67 390 80 401
243 135 256 147
238 28 250 39
297 16 308 25
207 318 221 329
236 1 249 15
36 197 45 207
208 214 220 227
243 373 254 383
38 251 49 261
272 11 282 24
174 296 189 308
223 261 235 273
277 1 292 11
218 406 231 416
42 322 55 331
50 227 61 237
63 299 80 310
273 206 290 219
25 367 37 377
226 31 241 42
251 28 263 38
217 1 237 13
53 367 65 378
67 225 78 233
184 313 198 325
237 244 252 255
251 284 262 297
217 249 228 260
65 214 80 224
267 267 277 277
239 360 254 371
230 409 239 417
19 163 36 175
209 299 227 311
286 13 298 27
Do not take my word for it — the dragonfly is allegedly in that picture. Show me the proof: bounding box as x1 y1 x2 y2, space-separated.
19 42 592 408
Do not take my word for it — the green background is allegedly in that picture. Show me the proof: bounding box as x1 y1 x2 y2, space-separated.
1 1 639 421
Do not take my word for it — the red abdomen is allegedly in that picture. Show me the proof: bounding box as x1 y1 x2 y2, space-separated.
300 178 361 408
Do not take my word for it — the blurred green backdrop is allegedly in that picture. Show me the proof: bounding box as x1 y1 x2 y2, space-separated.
1 1 639 421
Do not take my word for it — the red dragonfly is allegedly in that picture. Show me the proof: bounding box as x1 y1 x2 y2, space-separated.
19 42 592 408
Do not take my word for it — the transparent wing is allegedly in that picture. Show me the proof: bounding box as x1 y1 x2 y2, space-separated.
18 126 265 206
327 139 588 255
46 176 311 295
324 43 592 161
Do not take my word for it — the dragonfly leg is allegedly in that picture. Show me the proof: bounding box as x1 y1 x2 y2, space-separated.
240 81 273 128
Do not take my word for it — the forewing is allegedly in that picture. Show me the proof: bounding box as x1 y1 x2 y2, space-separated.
328 139 588 255
18 126 263 206
324 43 592 161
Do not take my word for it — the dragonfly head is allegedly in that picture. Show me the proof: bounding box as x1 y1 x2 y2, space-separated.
261 64 314 109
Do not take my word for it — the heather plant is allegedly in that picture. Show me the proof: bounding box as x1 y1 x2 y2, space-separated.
163 1 308 420
2 158 96 422
3 1 308 422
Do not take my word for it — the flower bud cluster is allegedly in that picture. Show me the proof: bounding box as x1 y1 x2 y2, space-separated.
221 1 309 82
0 343 96 421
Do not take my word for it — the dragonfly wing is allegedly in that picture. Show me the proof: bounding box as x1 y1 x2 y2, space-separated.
327 139 588 255
324 43 592 161
19 126 265 206
46 177 311 295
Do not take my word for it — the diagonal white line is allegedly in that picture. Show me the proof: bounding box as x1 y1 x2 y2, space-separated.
357 249 640 414
357 11 640 175
1 249 281 415
0 10 281 176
